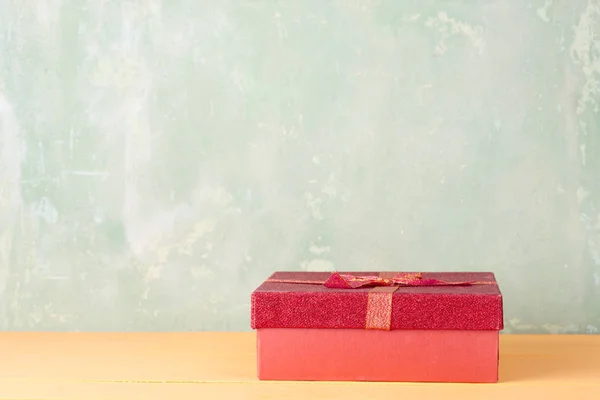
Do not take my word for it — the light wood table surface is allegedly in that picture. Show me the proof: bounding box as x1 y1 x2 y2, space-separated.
0 333 598 399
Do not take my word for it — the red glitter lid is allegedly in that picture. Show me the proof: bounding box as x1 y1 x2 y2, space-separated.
251 271 503 331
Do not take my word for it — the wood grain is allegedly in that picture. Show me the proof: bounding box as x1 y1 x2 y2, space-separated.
0 333 598 399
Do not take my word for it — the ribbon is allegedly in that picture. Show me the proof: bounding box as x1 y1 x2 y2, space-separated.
322 271 482 288
267 271 494 330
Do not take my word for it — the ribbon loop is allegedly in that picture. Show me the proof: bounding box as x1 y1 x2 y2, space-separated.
323 271 477 289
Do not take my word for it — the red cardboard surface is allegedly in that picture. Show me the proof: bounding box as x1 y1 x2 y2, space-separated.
257 328 499 383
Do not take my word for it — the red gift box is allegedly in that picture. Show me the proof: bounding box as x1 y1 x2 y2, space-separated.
251 271 503 383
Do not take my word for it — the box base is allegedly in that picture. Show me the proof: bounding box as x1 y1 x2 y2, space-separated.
257 328 498 383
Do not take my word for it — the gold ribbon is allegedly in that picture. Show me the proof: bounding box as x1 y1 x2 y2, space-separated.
365 272 398 330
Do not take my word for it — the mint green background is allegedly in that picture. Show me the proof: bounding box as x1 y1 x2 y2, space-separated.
0 1 599 333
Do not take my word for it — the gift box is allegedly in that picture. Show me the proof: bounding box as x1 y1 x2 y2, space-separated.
251 271 503 383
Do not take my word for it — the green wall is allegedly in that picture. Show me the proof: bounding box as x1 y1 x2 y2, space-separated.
0 1 599 332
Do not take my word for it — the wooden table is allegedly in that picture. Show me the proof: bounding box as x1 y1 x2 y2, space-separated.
0 333 598 399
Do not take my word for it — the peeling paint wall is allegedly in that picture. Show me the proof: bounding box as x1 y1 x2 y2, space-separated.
0 1 599 332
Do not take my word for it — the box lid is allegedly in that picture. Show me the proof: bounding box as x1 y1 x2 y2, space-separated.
251 271 503 331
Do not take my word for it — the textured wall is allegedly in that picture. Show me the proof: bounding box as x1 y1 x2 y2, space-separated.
0 1 599 332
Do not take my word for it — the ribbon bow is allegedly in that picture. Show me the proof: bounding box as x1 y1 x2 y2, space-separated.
323 272 478 289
